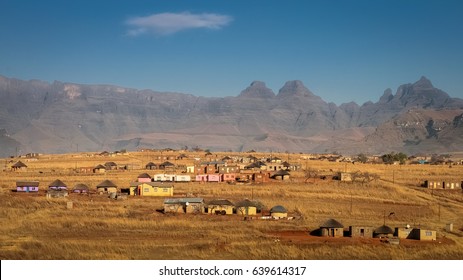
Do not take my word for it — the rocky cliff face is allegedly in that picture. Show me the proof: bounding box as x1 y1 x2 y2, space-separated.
0 75 462 156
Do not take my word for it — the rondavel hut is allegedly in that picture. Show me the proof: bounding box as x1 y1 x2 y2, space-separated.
319 218 344 237
96 180 118 194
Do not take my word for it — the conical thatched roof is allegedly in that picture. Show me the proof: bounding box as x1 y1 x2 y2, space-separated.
73 183 89 191
235 199 257 208
273 170 290 176
137 173 152 179
96 180 117 188
320 218 344 228
12 161 27 168
374 225 394 235
270 205 288 213
208 199 234 206
49 179 67 187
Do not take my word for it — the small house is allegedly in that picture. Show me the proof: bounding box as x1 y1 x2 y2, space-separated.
145 162 158 170
11 161 28 171
424 180 443 189
159 161 175 172
96 180 117 194
104 162 118 170
16 181 39 192
218 165 239 174
137 173 152 183
207 199 234 215
207 174 221 182
373 225 394 238
244 161 266 171
253 172 271 183
319 219 344 237
409 228 437 241
163 198 204 214
235 199 258 216
195 174 208 182
46 189 68 198
443 181 461 189
271 170 290 181
48 179 67 190
266 163 284 171
72 183 89 194
186 165 195 173
339 172 352 182
93 164 106 173
395 226 413 239
174 175 191 182
128 182 173 196
221 173 236 182
349 226 374 238
270 205 288 219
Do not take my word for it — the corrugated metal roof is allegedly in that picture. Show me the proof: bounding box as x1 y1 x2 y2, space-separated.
164 198 204 204
131 182 174 187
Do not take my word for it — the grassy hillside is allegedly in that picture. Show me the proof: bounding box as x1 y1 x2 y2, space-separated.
1 151 463 259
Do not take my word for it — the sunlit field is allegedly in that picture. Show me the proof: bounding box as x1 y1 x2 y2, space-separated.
1 151 463 259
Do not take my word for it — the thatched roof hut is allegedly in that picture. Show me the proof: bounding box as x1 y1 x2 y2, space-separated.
207 199 234 215
96 180 117 194
48 179 67 190
145 162 157 170
270 205 288 218
319 218 344 237
320 218 344 229
374 225 394 238
235 199 258 216
271 169 290 180
73 183 89 193
11 161 27 171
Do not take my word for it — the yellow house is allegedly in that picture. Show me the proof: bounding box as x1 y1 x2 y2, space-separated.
207 199 234 215
410 228 437 241
235 199 258 216
128 182 174 196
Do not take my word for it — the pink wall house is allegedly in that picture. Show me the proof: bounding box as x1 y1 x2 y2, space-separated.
207 174 221 182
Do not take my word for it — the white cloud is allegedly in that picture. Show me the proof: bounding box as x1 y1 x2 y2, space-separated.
126 12 233 36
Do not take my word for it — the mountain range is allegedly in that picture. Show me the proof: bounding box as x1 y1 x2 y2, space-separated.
1 75 462 157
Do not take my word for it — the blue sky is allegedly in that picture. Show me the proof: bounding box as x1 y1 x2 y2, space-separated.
1 0 462 104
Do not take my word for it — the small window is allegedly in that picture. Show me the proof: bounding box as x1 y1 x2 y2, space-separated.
426 231 432 236
144 188 149 193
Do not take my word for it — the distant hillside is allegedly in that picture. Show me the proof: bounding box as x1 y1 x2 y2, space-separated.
0 75 462 157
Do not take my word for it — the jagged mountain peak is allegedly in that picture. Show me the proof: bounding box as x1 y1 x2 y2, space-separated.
413 76 434 89
277 80 317 98
393 76 451 108
238 81 275 98
379 88 394 103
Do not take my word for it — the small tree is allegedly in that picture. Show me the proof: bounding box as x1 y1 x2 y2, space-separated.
304 168 319 182
357 153 368 163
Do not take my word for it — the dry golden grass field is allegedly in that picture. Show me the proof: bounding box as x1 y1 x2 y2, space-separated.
1 151 463 260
